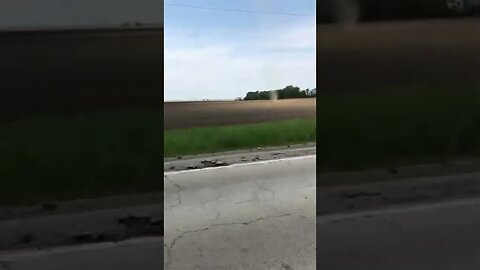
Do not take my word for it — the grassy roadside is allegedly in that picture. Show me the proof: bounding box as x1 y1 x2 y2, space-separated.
0 110 163 206
318 84 480 172
164 119 316 157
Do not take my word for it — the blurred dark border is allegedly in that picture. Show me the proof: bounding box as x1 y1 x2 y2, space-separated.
0 27 163 119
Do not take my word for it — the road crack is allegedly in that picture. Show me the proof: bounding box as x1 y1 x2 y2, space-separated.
164 175 184 207
254 181 276 200
167 213 291 259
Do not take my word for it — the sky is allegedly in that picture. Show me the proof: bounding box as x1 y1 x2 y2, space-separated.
165 0 316 101
0 0 162 29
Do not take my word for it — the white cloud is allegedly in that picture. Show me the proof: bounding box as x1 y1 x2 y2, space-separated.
164 19 316 101
261 19 316 50
165 46 230 62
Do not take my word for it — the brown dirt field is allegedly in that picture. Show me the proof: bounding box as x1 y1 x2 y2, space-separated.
164 98 316 130
0 28 162 119
318 18 480 93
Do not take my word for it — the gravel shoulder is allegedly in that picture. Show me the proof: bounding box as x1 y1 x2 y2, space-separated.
0 194 162 251
164 143 317 172
318 159 480 215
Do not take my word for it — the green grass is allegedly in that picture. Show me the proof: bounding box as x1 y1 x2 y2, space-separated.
318 83 480 172
164 119 316 157
0 110 163 206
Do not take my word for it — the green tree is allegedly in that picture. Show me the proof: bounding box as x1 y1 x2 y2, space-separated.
244 91 260 100
280 85 302 99
244 85 315 100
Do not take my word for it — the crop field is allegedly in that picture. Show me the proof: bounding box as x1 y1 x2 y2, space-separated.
0 28 163 119
164 98 316 157
318 18 480 93
164 98 316 130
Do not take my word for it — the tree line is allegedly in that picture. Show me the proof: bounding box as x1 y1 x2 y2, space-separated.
242 85 316 101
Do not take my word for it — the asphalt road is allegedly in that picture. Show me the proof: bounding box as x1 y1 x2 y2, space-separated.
164 155 316 270
6 197 480 270
317 197 480 270
0 237 162 270
4 173 480 269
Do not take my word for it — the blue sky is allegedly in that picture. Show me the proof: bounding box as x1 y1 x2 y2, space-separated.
165 0 316 101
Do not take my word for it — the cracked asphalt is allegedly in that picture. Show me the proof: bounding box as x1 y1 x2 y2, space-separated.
164 155 316 269
166 213 292 261
317 197 480 270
